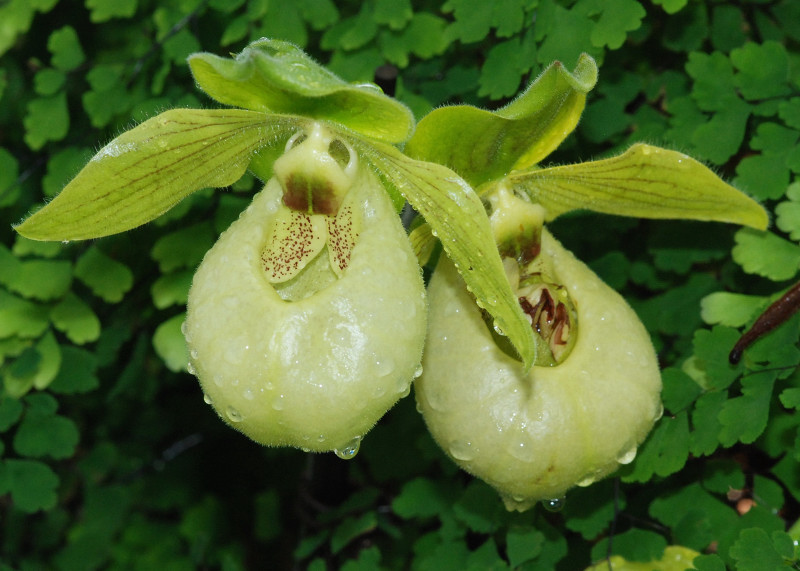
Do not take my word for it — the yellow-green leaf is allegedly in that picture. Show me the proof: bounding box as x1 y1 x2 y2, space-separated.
510 144 768 229
405 53 598 187
15 109 293 241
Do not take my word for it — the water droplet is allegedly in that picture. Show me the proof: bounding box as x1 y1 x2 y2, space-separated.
180 321 188 335
61 240 70 245
190 349 198 360
398 383 411 398
158 139 168 149
203 393 213 405
542 497 565 512
213 374 223 387
655 402 664 421
413 365 423 378
271 394 285 410
226 406 243 423
301 447 311 452
492 320 505 336
373 385 386 398
243 388 254 401
265 381 274 391
334 436 362 460
424 390 446 412
186 362 196 375
375 357 395 377
448 440 475 461
316 434 325 442
507 437 533 462
224 347 242 365
617 446 637 465
576 475 596 487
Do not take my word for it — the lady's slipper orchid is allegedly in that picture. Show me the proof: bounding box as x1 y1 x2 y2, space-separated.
184 122 426 454
406 54 769 509
14 39 526 456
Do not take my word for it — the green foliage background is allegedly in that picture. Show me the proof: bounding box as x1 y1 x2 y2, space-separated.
2 0 800 568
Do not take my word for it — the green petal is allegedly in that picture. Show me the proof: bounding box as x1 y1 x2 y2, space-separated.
404 54 598 187
352 139 537 370
15 109 291 241
188 38 414 144
509 144 768 229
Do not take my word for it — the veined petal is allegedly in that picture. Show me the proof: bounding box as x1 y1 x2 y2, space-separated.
16 109 294 241
351 138 538 370
189 39 414 144
405 54 598 187
509 143 769 229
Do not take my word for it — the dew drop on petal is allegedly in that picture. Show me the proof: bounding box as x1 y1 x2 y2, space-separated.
616 446 637 465
271 394 285 410
224 348 241 365
542 497 565 512
186 362 196 375
203 393 213 405
413 365 423 379
334 436 362 460
448 440 475 462
507 436 533 462
376 357 395 377
226 406 243 423
213 374 224 387
492 320 505 336
243 388 254 401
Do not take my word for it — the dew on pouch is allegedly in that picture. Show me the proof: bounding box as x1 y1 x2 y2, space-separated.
448 439 475 462
542 497 565 512
334 436 362 460
226 406 243 423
